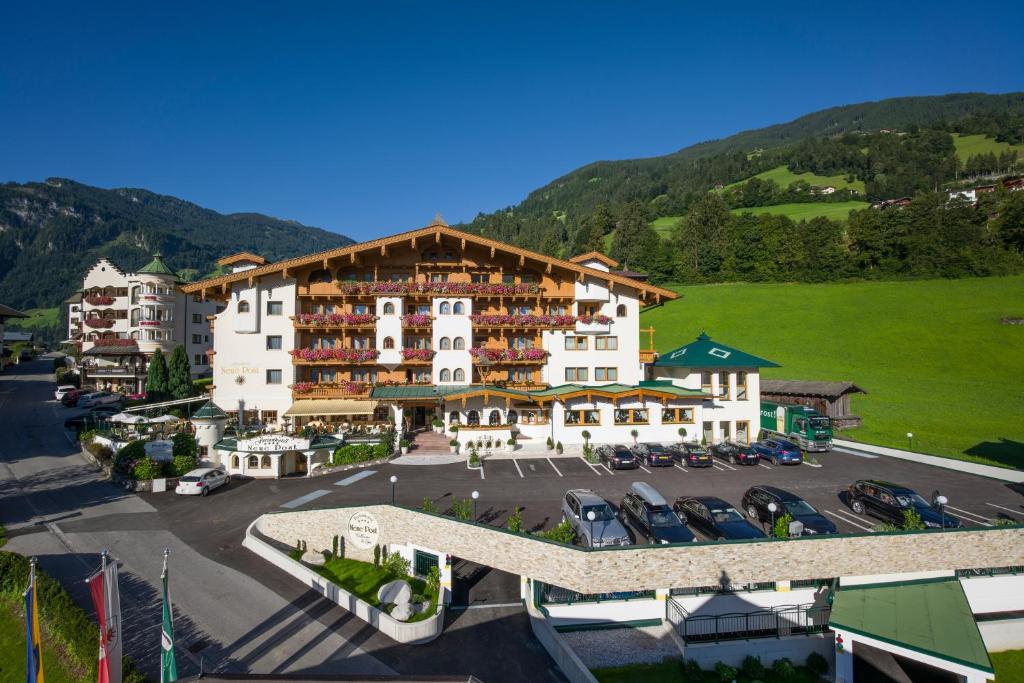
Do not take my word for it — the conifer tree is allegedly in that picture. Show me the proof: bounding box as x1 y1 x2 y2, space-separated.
167 345 193 400
146 348 169 401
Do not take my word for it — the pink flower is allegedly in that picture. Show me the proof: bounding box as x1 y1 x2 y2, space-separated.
401 314 433 326
401 348 435 361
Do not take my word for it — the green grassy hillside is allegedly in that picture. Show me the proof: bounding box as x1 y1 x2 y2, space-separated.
641 276 1024 469
725 165 866 194
952 133 1024 162
729 201 869 222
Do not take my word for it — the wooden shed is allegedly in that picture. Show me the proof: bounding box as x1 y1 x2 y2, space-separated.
760 380 867 430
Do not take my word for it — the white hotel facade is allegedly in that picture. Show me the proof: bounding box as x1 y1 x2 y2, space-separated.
183 219 773 474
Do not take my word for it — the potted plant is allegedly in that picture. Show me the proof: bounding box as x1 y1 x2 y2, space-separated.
431 417 444 434
581 430 591 448
506 438 516 452
630 428 639 445
399 438 410 455
449 438 459 454
546 436 554 450
450 424 460 436
678 427 687 443
555 441 563 455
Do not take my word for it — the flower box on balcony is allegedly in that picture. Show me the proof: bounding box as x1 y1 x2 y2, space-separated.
84 295 116 306
139 320 165 327
469 348 548 363
288 348 380 363
333 281 543 297
400 348 435 362
84 318 116 329
294 313 378 327
290 381 369 397
400 314 433 327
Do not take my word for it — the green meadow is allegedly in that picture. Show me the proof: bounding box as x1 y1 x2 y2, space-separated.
725 164 866 194
641 276 1024 469
729 201 869 222
952 133 1024 163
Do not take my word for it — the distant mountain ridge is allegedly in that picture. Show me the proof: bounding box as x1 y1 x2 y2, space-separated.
0 178 354 310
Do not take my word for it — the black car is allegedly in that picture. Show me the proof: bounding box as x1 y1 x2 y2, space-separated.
63 415 96 433
674 496 767 540
741 485 838 535
619 482 696 544
847 480 962 529
668 443 713 468
597 444 638 470
710 441 761 466
630 443 675 467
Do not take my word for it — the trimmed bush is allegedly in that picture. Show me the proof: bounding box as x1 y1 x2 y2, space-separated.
382 550 410 578
771 657 797 680
713 661 737 682
171 432 198 458
332 444 377 465
805 651 829 676
114 440 147 476
536 519 575 544
740 655 766 679
132 457 163 481
171 454 197 477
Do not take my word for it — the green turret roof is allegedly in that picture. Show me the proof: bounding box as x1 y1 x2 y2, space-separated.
655 332 779 368
192 400 228 420
137 253 177 277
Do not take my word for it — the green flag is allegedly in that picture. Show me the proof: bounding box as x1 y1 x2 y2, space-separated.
160 550 177 683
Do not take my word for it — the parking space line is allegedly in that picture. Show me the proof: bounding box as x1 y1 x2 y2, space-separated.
335 470 377 486
280 490 331 509
581 457 602 476
758 462 772 469
479 464 485 480
512 458 524 478
546 458 563 477
712 464 726 472
638 465 652 474
825 509 875 532
598 464 615 476
717 460 738 471
943 505 991 526
674 464 688 473
985 502 1023 517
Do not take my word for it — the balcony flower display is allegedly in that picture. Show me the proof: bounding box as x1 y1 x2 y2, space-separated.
288 347 380 362
400 313 433 326
92 338 138 348
401 348 435 361
84 294 116 306
290 381 368 395
469 347 548 362
469 314 605 327
295 313 377 326
84 318 116 329
577 314 613 325
334 281 541 296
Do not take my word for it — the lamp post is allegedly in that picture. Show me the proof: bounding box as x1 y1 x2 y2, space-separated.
587 509 597 548
471 490 479 520
936 495 948 529
389 475 397 504
907 432 914 450
767 501 778 536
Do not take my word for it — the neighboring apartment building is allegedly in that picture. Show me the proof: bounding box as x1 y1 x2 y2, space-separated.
182 218 772 476
73 253 221 393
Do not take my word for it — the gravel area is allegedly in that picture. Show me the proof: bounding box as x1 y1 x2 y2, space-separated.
560 624 681 669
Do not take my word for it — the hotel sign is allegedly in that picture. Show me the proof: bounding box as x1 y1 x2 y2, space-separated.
236 435 311 452
347 511 380 550
221 365 259 376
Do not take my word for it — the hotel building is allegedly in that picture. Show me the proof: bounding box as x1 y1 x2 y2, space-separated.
183 218 772 475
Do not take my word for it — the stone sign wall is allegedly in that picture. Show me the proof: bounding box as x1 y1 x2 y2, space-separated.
254 506 1024 593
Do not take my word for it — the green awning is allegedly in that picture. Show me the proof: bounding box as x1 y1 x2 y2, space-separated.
371 385 465 399
829 578 992 674
655 332 779 368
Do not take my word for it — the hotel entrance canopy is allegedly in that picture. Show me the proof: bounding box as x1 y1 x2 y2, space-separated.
283 399 378 416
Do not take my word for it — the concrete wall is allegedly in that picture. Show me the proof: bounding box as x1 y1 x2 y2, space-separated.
960 574 1024 614
253 506 1024 594
682 633 833 672
978 619 1024 652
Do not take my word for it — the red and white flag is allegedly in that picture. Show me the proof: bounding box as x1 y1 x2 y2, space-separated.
87 553 123 683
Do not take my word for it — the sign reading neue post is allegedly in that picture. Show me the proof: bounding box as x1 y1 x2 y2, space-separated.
236 435 312 452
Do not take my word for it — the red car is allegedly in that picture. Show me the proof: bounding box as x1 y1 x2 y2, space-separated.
60 389 82 407
126 391 148 401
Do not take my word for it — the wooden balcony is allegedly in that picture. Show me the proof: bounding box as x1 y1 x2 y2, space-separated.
290 357 379 366
639 349 657 364
291 386 373 400
291 316 377 330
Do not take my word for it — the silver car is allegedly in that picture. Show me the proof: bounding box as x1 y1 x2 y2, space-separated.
561 489 631 547
175 468 230 496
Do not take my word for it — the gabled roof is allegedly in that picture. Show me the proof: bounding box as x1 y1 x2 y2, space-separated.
181 222 677 300
0 303 28 318
655 332 779 368
569 251 619 268
760 379 866 398
192 400 228 420
137 253 177 277
217 251 267 267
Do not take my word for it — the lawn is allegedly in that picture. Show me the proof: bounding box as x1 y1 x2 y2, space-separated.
952 133 1024 163
729 201 869 222
725 164 866 194
592 657 826 683
641 276 1024 469
990 650 1024 683
0 596 84 683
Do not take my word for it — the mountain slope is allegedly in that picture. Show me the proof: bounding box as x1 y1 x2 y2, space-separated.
0 178 354 309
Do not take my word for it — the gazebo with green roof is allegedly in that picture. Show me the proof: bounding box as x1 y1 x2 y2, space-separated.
137 253 178 278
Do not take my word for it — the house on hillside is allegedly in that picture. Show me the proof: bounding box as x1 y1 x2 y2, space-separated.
759 379 866 429
871 197 912 210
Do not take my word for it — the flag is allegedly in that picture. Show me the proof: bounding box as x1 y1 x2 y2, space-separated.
86 569 110 683
160 551 177 683
86 552 122 683
24 558 44 683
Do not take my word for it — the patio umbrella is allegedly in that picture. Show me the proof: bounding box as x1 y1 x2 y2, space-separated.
148 415 181 424
110 412 147 424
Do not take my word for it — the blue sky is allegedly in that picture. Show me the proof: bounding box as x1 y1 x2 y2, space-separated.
2 2 1021 241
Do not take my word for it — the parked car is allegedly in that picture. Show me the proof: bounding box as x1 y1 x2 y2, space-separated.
618 482 697 544
126 391 148 401
750 438 803 465
668 443 713 468
89 407 120 422
674 496 766 540
596 444 638 470
77 391 122 409
561 489 631 547
847 480 962 529
741 485 837 535
630 443 675 467
710 441 761 466
54 385 78 401
175 468 230 497
61 389 83 407
63 415 95 433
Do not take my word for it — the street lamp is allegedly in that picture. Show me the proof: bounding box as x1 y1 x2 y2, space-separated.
907 432 914 450
586 510 597 548
936 495 948 529
389 475 398 504
471 490 480 520
767 502 778 536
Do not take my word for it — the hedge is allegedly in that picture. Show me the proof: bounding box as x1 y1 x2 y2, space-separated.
332 442 389 466
0 551 149 682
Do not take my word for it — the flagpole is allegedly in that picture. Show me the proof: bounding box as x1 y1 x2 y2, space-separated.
25 556 44 683
161 547 177 683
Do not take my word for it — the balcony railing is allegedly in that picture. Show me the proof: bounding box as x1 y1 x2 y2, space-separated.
469 348 547 364
469 314 586 329
138 319 173 327
86 366 148 378
83 294 116 306
639 350 657 363
84 318 117 329
292 313 378 329
666 598 831 644
139 293 176 303
400 314 433 328
289 348 380 364
299 281 544 298
400 348 435 363
290 382 372 399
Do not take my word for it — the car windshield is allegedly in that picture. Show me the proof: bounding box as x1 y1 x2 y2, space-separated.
582 504 615 521
784 500 818 516
649 509 678 526
689 447 707 455
710 507 744 523
180 476 200 482
647 445 666 454
615 450 633 458
810 417 830 428
778 441 798 450
895 493 931 509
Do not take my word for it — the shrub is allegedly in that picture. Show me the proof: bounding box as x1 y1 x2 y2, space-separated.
450 498 473 520
506 438 515 447
546 436 553 450
555 441 563 454
132 457 163 480
422 497 439 513
580 429 591 443
426 565 441 594
774 512 794 538
449 439 459 448
332 444 375 465
901 508 926 530
87 443 114 463
431 417 443 428
682 659 703 683
383 550 410 577
507 506 523 532
771 657 797 680
171 454 197 477
805 651 829 676
373 544 381 567
79 429 97 445
114 440 147 474
171 432 198 459
713 661 737 682
332 534 339 557
740 655 765 679
536 519 575 544
469 449 480 467
371 443 389 460
399 439 410 449
582 443 596 462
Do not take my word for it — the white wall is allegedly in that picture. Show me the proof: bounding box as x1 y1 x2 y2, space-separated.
432 297 471 385
978 619 1024 652
375 296 404 368
960 574 1024 614
651 367 762 443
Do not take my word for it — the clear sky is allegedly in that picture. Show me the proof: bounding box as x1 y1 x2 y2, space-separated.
2 2 1021 241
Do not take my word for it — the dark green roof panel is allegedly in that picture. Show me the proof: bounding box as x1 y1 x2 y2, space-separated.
192 400 228 419
655 332 779 368
137 253 177 277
